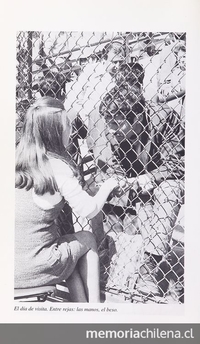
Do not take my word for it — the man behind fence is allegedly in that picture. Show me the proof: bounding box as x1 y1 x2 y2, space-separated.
99 77 184 298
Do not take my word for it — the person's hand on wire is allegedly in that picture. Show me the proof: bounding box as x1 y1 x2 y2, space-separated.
128 174 155 194
112 182 125 197
109 175 129 198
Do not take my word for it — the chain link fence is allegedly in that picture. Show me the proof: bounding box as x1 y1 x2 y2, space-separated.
16 31 185 304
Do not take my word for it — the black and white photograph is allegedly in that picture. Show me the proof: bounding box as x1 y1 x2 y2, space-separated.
1 1 200 341
15 31 185 305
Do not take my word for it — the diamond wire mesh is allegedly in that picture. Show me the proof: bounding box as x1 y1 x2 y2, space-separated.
16 31 185 304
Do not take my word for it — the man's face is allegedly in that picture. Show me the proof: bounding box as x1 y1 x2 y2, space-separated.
106 51 125 76
104 111 144 143
177 50 186 71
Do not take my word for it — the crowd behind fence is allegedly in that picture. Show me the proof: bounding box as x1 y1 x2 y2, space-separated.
16 31 185 304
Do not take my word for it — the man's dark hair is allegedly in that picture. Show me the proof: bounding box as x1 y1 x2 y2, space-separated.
99 85 145 124
115 62 145 88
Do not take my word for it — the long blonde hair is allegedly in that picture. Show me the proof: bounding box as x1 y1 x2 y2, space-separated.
15 96 76 195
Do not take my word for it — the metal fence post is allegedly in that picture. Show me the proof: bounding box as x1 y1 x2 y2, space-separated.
27 31 33 100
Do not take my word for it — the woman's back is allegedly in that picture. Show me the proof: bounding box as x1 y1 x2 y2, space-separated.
15 187 64 242
15 187 65 288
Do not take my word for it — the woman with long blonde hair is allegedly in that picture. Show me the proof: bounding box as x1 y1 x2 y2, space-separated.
15 96 120 302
